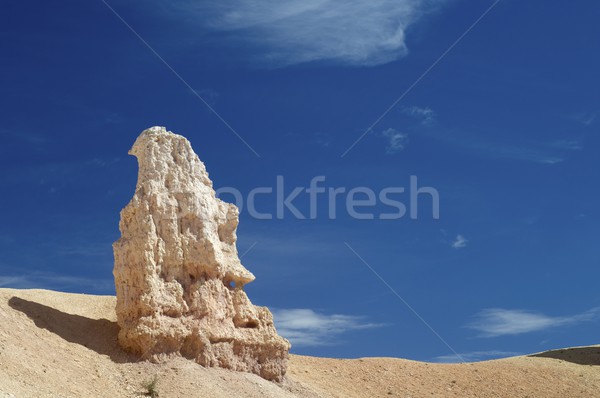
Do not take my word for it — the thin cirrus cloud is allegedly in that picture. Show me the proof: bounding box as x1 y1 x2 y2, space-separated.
399 112 584 164
272 308 382 347
381 128 409 154
574 111 597 126
484 140 583 164
440 134 584 165
433 350 520 363
403 106 436 125
467 307 600 338
168 0 445 66
451 234 468 249
377 107 582 164
0 272 114 293
0 129 47 148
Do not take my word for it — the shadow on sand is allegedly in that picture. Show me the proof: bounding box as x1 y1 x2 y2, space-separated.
8 296 134 363
529 346 600 366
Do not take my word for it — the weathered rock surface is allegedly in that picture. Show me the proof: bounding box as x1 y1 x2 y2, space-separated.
113 126 290 381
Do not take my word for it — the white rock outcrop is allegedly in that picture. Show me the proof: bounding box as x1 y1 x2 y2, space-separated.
113 127 290 381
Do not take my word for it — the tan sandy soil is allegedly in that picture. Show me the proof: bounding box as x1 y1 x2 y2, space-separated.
0 288 598 397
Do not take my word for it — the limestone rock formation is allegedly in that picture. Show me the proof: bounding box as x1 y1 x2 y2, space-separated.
113 126 290 381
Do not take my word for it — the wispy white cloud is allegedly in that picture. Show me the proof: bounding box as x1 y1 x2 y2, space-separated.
574 111 597 126
0 276 27 288
451 234 468 249
474 143 567 164
167 0 445 66
192 88 219 106
381 128 409 154
433 350 520 363
0 272 113 293
272 308 382 346
403 106 436 125
0 129 47 147
448 137 584 165
550 139 583 151
467 307 600 338
312 132 333 148
414 116 584 164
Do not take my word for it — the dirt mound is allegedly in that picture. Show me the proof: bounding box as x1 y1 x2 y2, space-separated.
1 288 599 397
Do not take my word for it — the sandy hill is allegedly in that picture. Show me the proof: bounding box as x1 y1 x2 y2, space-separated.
0 289 598 397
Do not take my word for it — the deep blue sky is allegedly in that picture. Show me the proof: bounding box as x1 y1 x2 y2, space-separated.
1 0 599 363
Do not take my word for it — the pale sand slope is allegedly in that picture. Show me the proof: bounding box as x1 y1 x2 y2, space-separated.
0 289 599 398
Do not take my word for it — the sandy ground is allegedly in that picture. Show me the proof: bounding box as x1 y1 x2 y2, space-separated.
0 288 599 397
